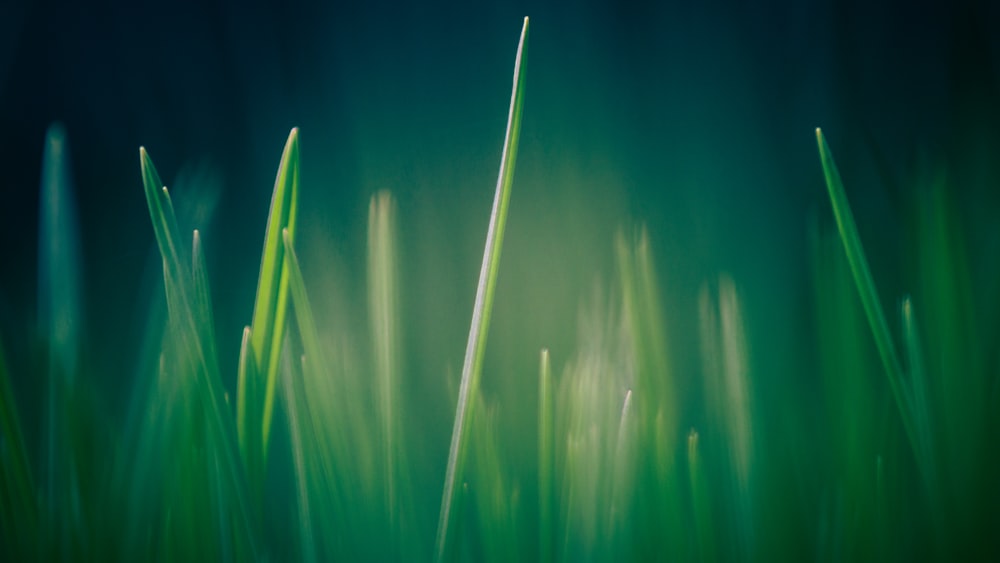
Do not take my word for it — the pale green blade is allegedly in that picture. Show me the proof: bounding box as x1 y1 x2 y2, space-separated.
815 128 916 452
434 16 529 563
368 191 400 529
247 127 300 463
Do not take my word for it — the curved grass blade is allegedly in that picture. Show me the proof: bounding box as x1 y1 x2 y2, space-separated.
246 128 300 465
815 128 916 453
434 16 529 562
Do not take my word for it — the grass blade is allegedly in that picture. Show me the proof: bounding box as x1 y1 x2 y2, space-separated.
434 17 529 562
538 348 554 563
368 191 401 530
246 127 300 467
688 430 715 563
815 128 916 453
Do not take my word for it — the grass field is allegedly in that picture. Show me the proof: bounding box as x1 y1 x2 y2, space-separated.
2 17 999 561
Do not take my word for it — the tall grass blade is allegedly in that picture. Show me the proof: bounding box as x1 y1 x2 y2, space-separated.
538 348 554 563
247 127 300 465
815 128 916 453
37 123 82 556
368 191 401 532
434 16 529 563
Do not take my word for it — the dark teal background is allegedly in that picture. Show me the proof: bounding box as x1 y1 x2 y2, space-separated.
1 0 999 511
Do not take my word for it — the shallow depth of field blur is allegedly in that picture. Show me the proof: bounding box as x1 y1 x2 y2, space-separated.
2 1 1000 561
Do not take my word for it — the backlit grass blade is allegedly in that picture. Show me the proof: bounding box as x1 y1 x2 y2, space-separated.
434 16 529 563
368 191 401 529
538 348 554 563
247 127 300 464
815 128 916 452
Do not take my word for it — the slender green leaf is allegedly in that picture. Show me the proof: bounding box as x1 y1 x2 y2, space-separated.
368 191 400 530
435 17 529 563
815 127 916 453
248 128 300 464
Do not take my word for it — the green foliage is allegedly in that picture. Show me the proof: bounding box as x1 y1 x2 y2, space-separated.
2 20 998 563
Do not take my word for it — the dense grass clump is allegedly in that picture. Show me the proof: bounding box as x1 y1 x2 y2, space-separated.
2 17 999 562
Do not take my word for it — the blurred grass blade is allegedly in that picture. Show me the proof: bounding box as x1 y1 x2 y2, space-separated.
435 16 529 562
368 191 400 528
815 128 916 452
538 348 553 563
281 349 317 563
900 297 937 492
247 127 300 464
192 230 220 377
38 122 81 384
281 228 323 382
38 124 81 529
688 430 715 563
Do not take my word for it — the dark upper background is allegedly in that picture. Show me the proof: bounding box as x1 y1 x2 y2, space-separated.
1 0 999 446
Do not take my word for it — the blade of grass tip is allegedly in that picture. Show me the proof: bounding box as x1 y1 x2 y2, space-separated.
434 16 529 563
0 339 38 554
538 348 553 563
368 191 400 529
248 127 299 464
815 128 916 453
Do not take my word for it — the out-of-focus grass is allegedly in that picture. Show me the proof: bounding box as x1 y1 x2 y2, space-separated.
2 19 999 563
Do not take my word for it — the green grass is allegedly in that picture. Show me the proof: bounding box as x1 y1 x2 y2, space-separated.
2 19 999 563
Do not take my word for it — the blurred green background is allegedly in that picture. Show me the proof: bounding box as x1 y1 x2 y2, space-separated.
1 0 999 557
